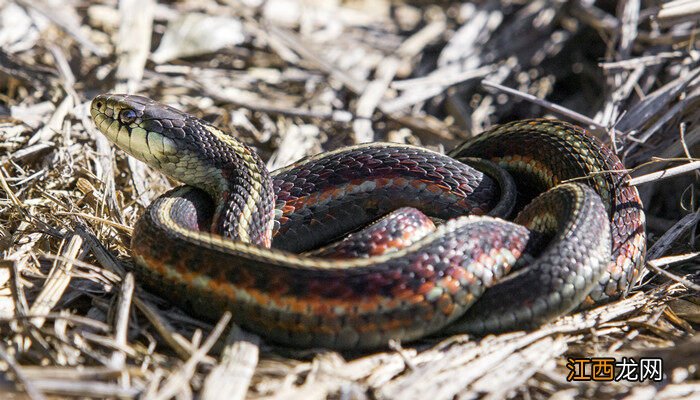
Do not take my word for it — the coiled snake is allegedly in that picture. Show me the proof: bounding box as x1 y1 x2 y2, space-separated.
91 94 646 350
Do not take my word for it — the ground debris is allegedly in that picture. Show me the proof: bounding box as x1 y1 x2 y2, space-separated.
0 1 698 399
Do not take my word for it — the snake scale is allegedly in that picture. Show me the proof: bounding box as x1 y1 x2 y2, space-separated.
91 94 646 350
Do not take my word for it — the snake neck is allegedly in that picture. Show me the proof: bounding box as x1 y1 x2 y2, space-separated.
181 118 276 247
212 156 276 247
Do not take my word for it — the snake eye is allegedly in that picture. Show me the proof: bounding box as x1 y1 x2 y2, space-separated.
119 109 137 124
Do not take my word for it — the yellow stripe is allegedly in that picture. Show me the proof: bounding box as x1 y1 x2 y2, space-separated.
156 186 499 270
204 125 263 243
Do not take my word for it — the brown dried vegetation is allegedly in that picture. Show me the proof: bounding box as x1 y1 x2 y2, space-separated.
0 0 698 399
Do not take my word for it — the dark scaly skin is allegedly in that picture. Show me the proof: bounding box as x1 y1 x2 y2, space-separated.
270 144 502 252
91 94 644 349
447 183 611 334
306 207 437 258
134 186 537 349
449 119 646 305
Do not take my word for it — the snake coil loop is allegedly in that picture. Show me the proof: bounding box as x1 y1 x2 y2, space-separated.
91 94 646 349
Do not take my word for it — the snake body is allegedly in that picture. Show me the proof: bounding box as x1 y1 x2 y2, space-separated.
91 94 646 349
447 120 647 333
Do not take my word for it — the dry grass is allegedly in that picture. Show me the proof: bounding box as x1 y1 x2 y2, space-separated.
0 0 699 399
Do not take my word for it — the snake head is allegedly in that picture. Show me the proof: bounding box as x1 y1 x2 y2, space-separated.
90 93 242 196
91 94 276 245
90 94 186 169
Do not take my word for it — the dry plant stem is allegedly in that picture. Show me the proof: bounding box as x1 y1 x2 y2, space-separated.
627 160 700 186
29 379 140 398
646 254 700 293
383 66 493 114
0 313 110 331
267 26 366 94
481 80 605 130
0 342 47 400
109 273 134 374
618 66 700 137
47 44 79 103
380 294 650 399
29 233 84 328
132 296 203 361
151 312 231 400
599 51 685 71
646 211 700 261
200 325 260 400
657 0 700 26
115 0 154 91
354 57 399 142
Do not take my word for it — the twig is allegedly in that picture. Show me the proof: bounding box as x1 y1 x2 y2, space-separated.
29 233 85 328
481 80 606 130
626 160 700 186
646 211 700 261
54 212 134 234
152 312 232 400
109 273 135 371
0 344 46 400
201 325 260 400
646 253 700 292
599 51 685 71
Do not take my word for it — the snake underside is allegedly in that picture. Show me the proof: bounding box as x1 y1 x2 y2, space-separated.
91 94 646 350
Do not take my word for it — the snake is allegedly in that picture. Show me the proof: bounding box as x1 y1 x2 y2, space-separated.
90 94 646 350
